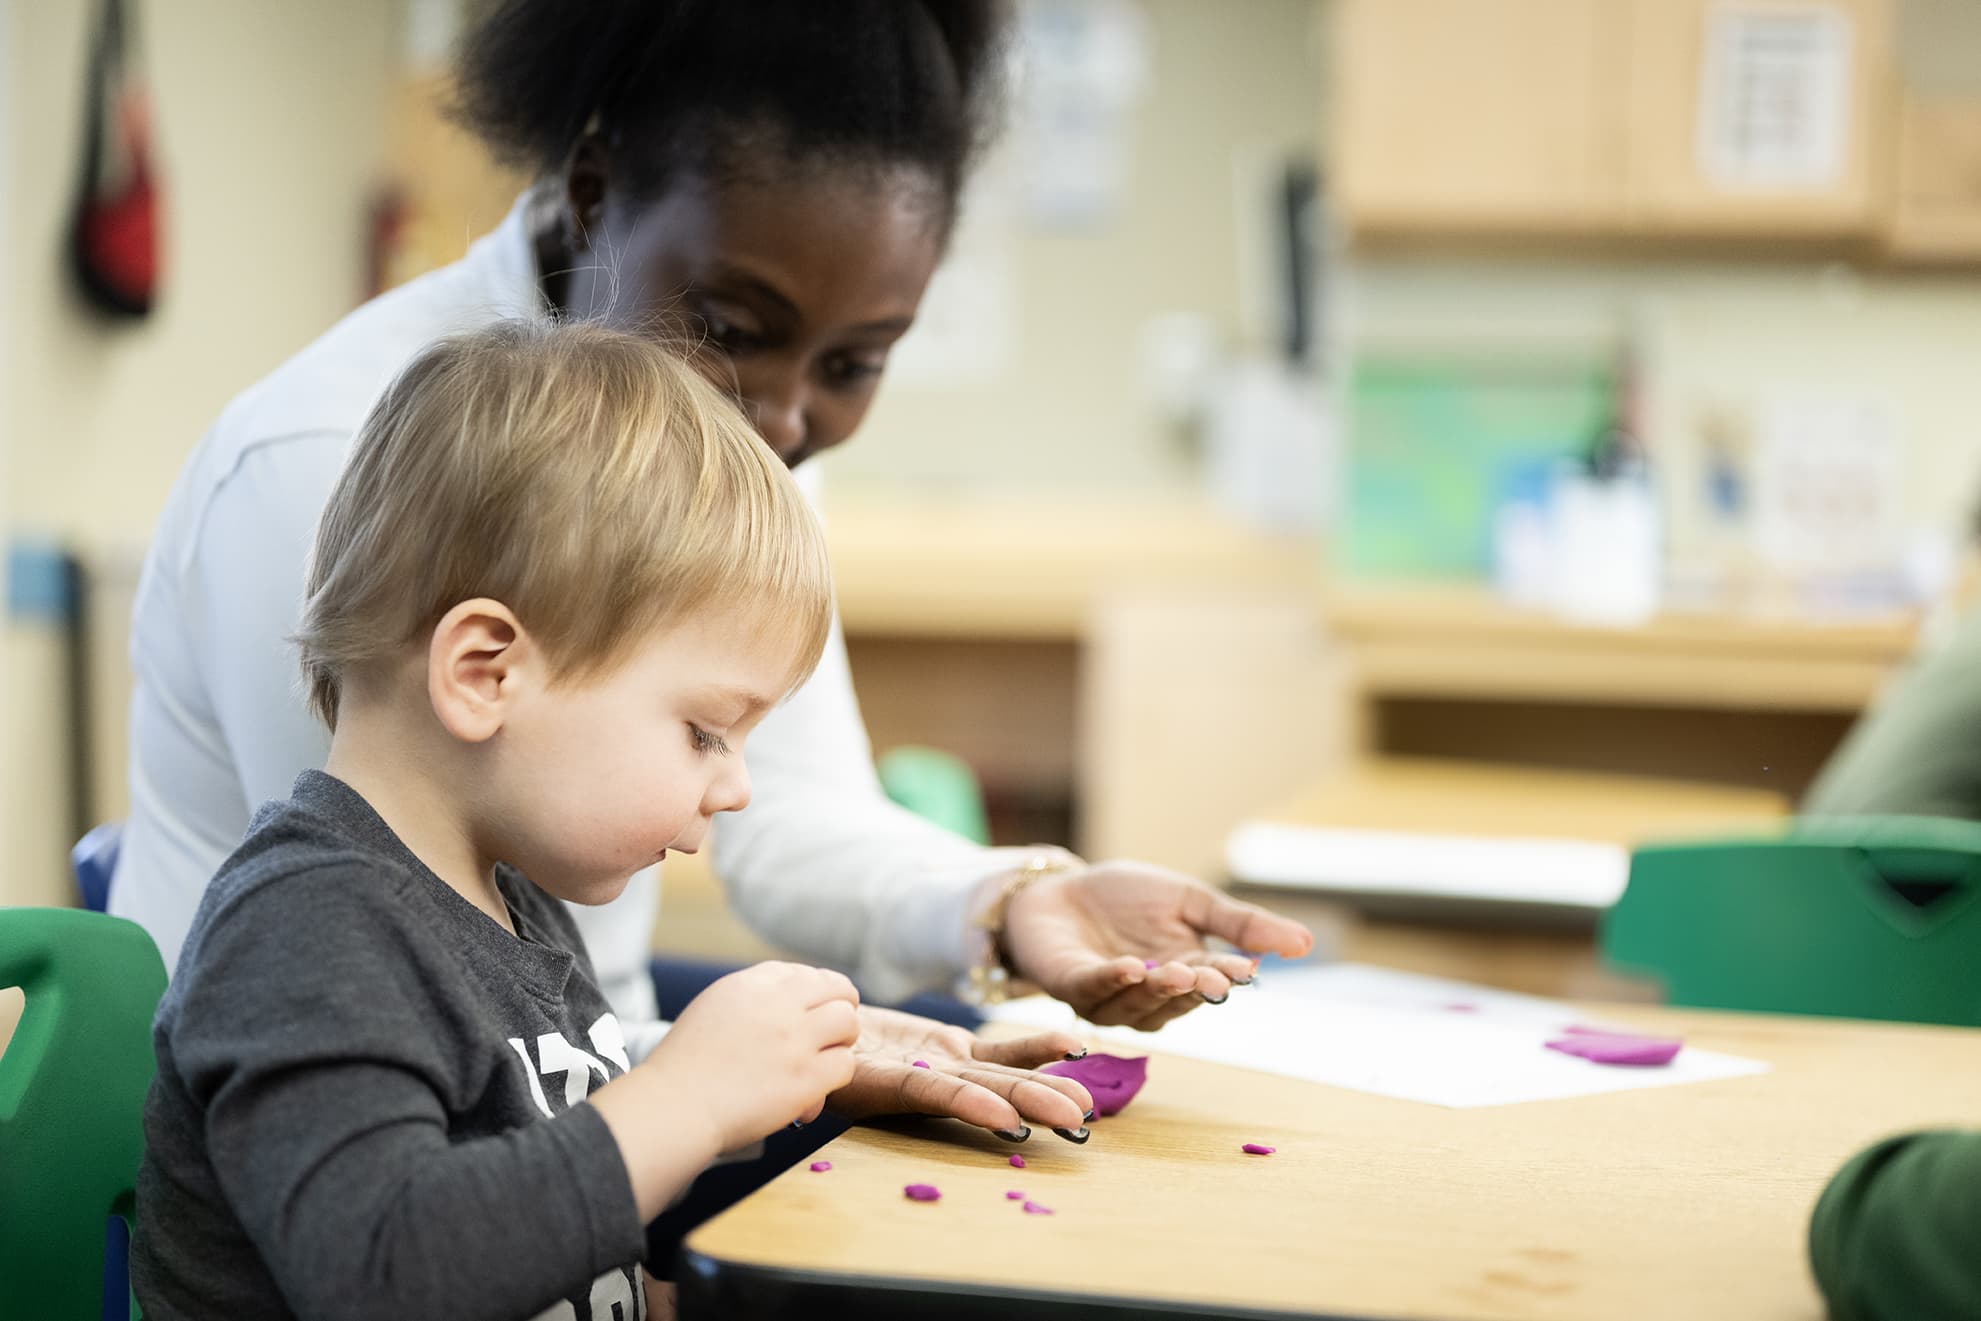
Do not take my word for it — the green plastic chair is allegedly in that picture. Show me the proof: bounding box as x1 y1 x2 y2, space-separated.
878 745 991 845
1 907 167 1320
1604 816 1981 1026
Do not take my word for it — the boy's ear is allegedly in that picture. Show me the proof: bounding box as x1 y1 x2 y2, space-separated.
427 599 534 744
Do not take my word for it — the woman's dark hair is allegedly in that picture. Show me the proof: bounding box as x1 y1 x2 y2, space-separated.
452 0 1011 225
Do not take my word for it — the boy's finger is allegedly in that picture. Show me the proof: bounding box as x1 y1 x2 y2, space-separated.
805 968 861 1007
809 999 860 1046
816 1044 857 1091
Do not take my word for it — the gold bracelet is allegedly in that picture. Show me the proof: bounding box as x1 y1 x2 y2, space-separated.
965 853 1077 1006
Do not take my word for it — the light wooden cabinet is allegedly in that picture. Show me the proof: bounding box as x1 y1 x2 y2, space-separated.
1330 0 1893 243
1881 0 1981 259
1330 0 1628 235
1886 92 1981 258
1623 0 1890 237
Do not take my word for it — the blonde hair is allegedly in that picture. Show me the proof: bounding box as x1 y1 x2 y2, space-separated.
297 319 833 729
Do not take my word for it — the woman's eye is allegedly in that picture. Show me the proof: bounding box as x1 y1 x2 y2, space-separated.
824 354 886 389
698 310 763 353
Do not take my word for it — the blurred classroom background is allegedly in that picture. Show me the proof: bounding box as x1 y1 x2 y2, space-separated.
6 0 1981 996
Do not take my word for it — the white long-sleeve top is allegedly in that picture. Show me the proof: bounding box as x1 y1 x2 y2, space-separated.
110 196 1043 1030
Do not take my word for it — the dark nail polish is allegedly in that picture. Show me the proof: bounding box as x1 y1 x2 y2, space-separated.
994 1126 1032 1143
1053 1126 1092 1145
1231 975 1255 986
1082 1108 1095 1123
790 1119 807 1130
1063 1047 1089 1061
1201 992 1229 1005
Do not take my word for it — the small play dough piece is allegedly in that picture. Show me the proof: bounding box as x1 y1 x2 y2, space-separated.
1143 959 1159 969
1545 1030 1682 1067
912 1060 930 1068
1022 1201 1054 1215
1041 1053 1149 1117
1241 1143 1276 1156
1006 1190 1025 1200
904 1183 941 1202
1008 1154 1025 1168
808 1161 831 1172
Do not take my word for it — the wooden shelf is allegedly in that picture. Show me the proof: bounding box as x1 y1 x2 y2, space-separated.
1259 755 1789 847
1325 583 1920 712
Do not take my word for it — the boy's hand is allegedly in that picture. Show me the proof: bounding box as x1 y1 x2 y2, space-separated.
830 1006 1095 1140
649 961 860 1153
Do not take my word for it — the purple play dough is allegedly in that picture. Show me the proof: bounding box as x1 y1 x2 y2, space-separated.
1040 1052 1148 1117
1006 1190 1025 1200
808 1161 831 1172
1545 1028 1682 1067
1008 1154 1025 1168
1022 1201 1054 1215
1241 1143 1276 1156
903 1183 941 1202
912 1060 930 1068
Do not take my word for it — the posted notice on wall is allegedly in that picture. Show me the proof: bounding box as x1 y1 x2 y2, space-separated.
1697 2 1854 190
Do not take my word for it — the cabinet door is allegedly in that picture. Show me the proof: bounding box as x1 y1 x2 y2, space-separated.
1331 0 1628 236
1887 93 1981 259
1624 0 1892 236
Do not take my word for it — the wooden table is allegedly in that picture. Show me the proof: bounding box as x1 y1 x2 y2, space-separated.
679 1007 1981 1320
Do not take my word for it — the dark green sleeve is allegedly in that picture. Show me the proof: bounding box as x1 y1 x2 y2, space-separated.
1803 606 1981 820
1809 1130 1981 1321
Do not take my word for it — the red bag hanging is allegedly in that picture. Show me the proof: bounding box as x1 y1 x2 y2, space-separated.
70 0 161 318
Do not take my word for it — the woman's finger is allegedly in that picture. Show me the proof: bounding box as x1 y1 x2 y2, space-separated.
952 1067 1090 1133
1077 973 1199 1028
970 1029 1087 1070
1178 886 1314 959
893 1062 1024 1132
1184 950 1261 985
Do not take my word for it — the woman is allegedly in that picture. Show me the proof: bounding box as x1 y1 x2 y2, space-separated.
116 0 1309 1158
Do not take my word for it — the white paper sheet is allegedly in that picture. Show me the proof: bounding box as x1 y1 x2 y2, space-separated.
989 964 1769 1109
1698 2 1854 189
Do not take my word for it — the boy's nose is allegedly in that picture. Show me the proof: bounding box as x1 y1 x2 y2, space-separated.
709 758 752 815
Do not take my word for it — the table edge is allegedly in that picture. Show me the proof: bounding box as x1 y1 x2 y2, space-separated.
674 1247 1378 1321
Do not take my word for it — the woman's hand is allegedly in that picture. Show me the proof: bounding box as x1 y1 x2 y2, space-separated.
1000 860 1313 1030
829 1006 1096 1142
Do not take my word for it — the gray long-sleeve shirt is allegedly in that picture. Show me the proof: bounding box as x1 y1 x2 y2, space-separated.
133 770 649 1321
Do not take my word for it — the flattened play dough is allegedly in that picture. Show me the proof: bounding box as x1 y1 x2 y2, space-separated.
1545 1027 1682 1067
1041 1053 1148 1117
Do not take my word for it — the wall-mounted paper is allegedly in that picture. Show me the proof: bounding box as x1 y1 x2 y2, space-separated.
1698 2 1854 190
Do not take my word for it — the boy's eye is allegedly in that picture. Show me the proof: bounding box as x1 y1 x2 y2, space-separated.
690 725 731 756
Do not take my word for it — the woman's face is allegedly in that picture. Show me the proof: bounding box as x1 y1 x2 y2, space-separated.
561 161 948 467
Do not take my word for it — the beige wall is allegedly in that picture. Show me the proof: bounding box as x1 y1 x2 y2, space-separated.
1 0 402 904
829 0 1324 494
1 0 13 916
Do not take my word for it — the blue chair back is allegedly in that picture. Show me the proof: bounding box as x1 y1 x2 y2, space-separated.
73 822 123 913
